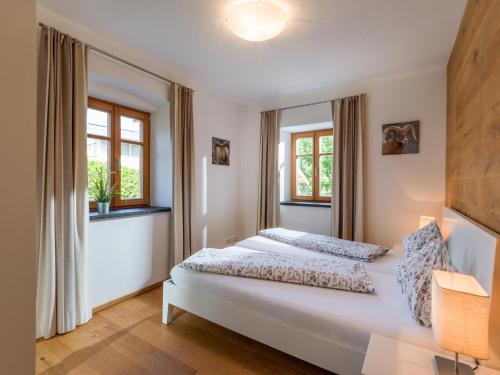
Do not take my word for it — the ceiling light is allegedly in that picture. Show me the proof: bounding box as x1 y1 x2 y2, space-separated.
225 1 288 42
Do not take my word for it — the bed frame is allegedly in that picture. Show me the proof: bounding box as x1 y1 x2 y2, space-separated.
162 207 500 374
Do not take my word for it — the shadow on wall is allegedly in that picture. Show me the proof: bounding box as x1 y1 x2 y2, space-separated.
200 156 208 249
365 168 444 247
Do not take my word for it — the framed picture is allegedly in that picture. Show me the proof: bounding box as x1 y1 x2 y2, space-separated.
382 120 420 155
212 137 230 166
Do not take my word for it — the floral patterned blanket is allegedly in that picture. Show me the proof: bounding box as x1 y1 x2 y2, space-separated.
179 247 375 293
259 227 389 262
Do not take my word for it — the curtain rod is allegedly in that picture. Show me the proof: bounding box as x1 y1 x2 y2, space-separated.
274 99 332 112
38 22 194 92
265 93 366 113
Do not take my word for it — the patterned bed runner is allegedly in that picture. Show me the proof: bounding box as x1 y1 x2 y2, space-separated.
179 246 375 293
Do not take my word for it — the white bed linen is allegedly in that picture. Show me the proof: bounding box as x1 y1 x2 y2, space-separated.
171 241 438 355
236 235 402 275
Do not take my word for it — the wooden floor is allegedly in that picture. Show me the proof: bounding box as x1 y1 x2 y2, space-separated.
36 287 332 374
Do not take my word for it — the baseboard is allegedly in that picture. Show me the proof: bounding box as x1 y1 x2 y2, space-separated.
92 281 164 314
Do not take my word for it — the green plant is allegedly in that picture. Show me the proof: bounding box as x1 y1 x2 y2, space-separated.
88 164 118 203
120 165 141 199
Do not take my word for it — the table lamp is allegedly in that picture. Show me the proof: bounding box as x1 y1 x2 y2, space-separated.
431 270 490 375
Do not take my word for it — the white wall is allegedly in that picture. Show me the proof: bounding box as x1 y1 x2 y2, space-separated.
150 106 172 207
240 68 447 247
88 213 169 308
0 0 36 373
88 51 166 111
279 129 291 202
240 107 262 237
280 102 332 128
192 86 245 249
280 206 332 236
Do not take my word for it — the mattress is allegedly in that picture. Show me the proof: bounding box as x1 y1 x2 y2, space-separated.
236 235 402 275
171 239 439 355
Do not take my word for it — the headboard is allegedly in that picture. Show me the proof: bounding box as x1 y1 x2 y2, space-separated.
441 206 500 369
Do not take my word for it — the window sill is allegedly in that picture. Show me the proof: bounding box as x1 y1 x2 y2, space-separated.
89 206 171 221
280 201 331 208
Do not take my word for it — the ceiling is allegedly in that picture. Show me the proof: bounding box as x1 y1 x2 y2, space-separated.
38 0 467 103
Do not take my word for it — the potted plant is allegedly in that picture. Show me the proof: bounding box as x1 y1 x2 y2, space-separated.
89 165 118 214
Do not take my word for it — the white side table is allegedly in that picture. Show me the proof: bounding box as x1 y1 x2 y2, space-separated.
362 334 498 375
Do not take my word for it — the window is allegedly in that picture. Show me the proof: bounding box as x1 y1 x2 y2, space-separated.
87 97 150 209
291 129 333 202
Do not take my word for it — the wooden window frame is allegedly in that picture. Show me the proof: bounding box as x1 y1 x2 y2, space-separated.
291 129 333 202
87 97 150 210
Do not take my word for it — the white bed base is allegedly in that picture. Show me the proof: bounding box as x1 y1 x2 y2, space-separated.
163 206 500 374
162 279 365 374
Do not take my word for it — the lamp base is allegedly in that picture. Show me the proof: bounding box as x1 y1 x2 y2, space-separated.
433 356 475 375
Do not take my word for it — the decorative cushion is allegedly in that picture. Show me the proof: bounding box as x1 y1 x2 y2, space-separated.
402 220 442 258
396 224 456 326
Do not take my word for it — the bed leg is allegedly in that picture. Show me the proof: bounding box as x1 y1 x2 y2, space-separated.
162 280 174 325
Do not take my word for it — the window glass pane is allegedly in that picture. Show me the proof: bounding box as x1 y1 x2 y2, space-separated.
296 137 313 155
121 116 143 142
319 135 333 153
87 108 110 137
296 156 313 196
120 142 143 199
87 138 110 201
319 155 333 197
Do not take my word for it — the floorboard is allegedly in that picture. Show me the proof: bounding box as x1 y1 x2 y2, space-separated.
36 287 332 374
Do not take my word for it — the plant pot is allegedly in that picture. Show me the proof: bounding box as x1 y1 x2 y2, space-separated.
97 202 110 214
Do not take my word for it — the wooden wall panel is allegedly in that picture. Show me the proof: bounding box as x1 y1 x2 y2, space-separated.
446 0 500 234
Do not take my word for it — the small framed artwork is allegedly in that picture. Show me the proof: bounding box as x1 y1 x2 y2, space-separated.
212 137 230 166
382 120 420 155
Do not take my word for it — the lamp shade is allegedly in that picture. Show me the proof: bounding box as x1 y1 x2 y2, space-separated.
431 270 490 359
225 1 288 42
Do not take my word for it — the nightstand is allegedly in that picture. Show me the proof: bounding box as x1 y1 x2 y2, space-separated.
362 334 498 375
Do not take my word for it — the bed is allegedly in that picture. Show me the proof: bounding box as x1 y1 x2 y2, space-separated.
162 207 500 374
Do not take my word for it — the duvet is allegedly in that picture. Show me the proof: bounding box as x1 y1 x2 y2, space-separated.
179 246 375 293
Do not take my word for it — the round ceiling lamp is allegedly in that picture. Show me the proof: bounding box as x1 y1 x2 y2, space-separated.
225 1 288 42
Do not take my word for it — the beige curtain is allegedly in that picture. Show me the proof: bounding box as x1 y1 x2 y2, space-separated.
36 27 91 339
331 95 365 242
171 83 194 265
257 110 280 231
